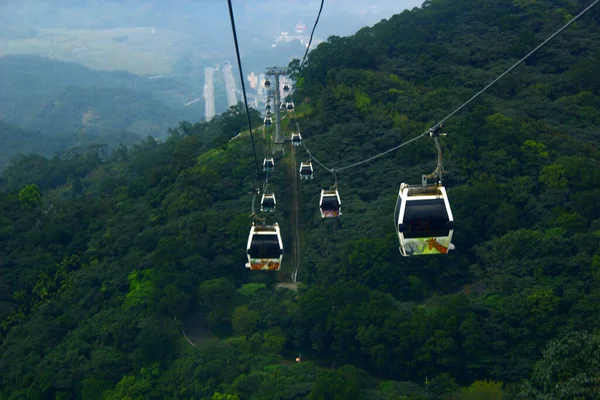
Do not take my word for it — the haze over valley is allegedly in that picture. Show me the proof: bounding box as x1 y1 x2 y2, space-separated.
1 0 423 117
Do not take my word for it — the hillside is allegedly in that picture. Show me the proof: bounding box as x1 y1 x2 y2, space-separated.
0 121 144 172
0 55 201 138
1 0 600 399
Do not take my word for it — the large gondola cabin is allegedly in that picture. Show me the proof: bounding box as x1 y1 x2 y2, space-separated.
396 183 454 256
246 223 283 270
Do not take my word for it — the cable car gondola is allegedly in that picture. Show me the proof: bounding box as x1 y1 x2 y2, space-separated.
286 102 295 112
265 104 271 111
291 132 302 146
320 189 341 218
263 157 274 172
395 124 455 256
264 117 272 127
260 193 276 212
280 102 287 111
299 162 314 180
264 79 271 89
246 223 283 271
265 110 272 117
396 184 454 256
283 84 290 93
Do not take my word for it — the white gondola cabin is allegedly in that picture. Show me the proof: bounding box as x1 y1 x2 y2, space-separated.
260 193 276 212
246 223 283 271
280 102 287 111
264 117 272 127
283 84 290 92
264 79 271 88
320 189 341 218
263 158 274 172
265 104 271 111
396 183 454 256
265 110 272 117
291 132 302 146
286 102 295 112
299 162 314 180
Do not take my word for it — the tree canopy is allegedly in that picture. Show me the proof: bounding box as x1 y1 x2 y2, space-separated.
1 0 600 398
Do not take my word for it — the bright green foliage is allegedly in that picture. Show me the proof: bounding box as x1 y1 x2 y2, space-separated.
212 393 240 400
355 90 373 112
237 283 267 296
486 113 512 131
521 140 549 158
18 183 42 206
458 380 504 399
539 164 568 189
124 270 157 309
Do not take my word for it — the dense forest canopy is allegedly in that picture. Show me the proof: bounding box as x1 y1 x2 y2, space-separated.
1 0 600 399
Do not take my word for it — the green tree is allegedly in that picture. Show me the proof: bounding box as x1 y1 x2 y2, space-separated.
18 183 42 206
198 278 236 328
458 380 504 400
519 331 600 399
231 305 259 336
211 393 240 400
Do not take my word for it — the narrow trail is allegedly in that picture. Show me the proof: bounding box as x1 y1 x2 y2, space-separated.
290 145 301 283
275 144 300 290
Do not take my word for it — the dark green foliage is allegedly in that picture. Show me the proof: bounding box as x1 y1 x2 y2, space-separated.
1 0 600 399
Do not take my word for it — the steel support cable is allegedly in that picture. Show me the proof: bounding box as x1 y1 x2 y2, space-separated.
333 133 427 172
292 0 600 175
294 116 334 173
300 0 325 69
293 109 425 174
227 0 262 187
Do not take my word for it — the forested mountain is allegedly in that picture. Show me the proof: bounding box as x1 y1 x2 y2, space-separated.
0 56 200 138
0 121 143 171
1 0 600 399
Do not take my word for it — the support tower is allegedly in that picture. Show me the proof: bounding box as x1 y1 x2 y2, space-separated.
265 66 289 144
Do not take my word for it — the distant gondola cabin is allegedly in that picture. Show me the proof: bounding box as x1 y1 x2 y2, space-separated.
263 158 274 172
320 189 341 218
299 162 313 180
260 193 276 212
291 133 302 146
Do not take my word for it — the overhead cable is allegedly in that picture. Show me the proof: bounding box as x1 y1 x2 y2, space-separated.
300 0 325 69
294 0 600 174
227 0 262 186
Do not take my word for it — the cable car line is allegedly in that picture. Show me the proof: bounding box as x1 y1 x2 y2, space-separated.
300 0 325 69
436 0 600 128
229 0 284 270
240 0 599 264
227 0 261 188
291 0 599 176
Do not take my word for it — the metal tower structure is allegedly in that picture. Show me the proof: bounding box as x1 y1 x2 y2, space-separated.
265 66 288 144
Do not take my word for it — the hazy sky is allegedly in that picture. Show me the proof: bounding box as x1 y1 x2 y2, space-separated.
1 0 425 36
0 0 425 77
